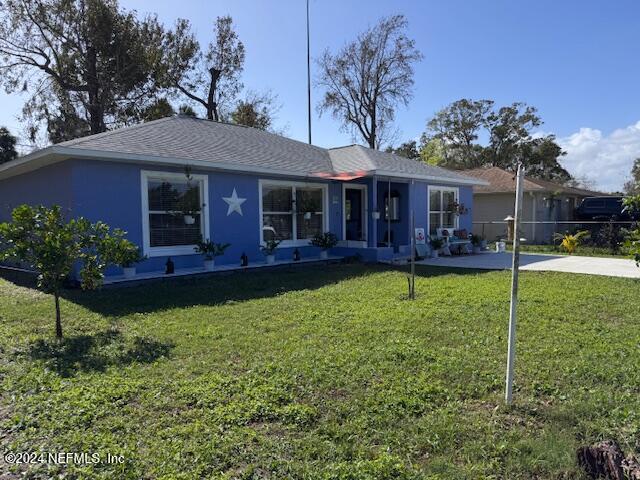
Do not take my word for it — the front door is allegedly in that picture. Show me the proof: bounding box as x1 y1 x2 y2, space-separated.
345 187 365 241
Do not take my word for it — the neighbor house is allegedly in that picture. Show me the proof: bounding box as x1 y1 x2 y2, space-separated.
0 116 484 279
463 166 605 243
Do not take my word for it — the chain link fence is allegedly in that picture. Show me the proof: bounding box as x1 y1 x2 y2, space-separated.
473 220 638 252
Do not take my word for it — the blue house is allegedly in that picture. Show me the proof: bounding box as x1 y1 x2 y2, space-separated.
0 116 485 280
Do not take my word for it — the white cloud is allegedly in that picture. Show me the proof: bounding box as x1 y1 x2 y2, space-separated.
557 121 640 192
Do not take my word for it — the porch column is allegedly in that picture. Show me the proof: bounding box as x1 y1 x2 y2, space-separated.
371 176 378 248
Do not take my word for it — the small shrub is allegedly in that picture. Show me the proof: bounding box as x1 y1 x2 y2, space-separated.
260 239 281 256
310 232 338 250
194 239 230 260
622 195 640 266
553 230 590 254
111 239 144 267
430 238 444 250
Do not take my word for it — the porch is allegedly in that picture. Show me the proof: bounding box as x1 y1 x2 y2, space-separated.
337 176 413 255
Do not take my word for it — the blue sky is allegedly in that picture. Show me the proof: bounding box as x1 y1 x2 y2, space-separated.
1 0 639 191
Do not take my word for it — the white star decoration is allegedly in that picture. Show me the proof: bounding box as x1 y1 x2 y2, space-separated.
222 188 246 216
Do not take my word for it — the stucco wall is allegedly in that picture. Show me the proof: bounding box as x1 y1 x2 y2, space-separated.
71 160 338 272
0 162 74 222
472 191 582 244
1 158 477 274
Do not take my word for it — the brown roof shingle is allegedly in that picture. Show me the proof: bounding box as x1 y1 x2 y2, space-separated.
463 166 605 196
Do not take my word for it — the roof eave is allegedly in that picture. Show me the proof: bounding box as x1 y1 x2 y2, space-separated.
373 169 489 186
0 146 332 181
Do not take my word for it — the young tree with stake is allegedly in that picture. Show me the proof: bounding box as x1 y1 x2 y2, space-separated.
0 205 136 339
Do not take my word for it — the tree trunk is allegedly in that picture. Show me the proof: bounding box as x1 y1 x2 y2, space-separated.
54 291 62 339
576 440 640 480
368 106 377 149
207 68 220 121
86 46 105 134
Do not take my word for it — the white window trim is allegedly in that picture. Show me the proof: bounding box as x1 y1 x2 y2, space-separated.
342 183 368 242
140 170 210 257
258 179 329 247
427 185 459 234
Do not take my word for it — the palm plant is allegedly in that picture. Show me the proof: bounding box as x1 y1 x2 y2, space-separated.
553 231 590 254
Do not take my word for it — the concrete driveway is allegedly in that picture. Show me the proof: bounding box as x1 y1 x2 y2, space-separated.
417 252 640 278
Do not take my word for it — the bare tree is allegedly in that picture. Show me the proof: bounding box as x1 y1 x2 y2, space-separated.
174 16 245 121
316 15 422 149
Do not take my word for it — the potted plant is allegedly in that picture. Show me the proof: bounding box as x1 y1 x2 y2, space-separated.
450 201 469 216
471 234 483 254
179 165 201 224
429 238 443 258
261 239 281 264
116 242 144 278
195 239 230 270
297 196 321 220
310 232 338 259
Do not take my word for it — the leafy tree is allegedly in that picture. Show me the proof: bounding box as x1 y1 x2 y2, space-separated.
0 0 195 139
0 205 134 338
423 99 493 168
517 136 571 183
422 99 571 181
623 158 640 196
171 16 245 121
44 89 92 143
230 91 279 131
317 15 422 149
0 126 18 164
141 98 175 122
419 137 445 166
482 102 540 168
386 140 420 159
178 105 198 117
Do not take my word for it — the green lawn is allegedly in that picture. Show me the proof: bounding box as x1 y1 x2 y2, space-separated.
1 264 639 479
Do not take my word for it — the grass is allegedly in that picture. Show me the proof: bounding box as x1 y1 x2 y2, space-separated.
1 264 639 479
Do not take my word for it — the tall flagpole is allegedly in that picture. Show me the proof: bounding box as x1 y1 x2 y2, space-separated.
505 162 524 405
306 0 312 144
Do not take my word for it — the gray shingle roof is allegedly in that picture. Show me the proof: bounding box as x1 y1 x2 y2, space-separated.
3 116 485 185
59 116 334 176
328 144 481 183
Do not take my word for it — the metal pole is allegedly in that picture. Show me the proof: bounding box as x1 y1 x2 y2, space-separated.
387 178 391 248
410 210 415 299
505 162 524 405
306 0 312 145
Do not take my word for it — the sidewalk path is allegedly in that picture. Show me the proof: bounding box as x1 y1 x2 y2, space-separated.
417 252 640 278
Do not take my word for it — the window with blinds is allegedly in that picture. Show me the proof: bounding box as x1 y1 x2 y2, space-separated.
429 187 458 234
146 177 204 248
261 182 325 244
